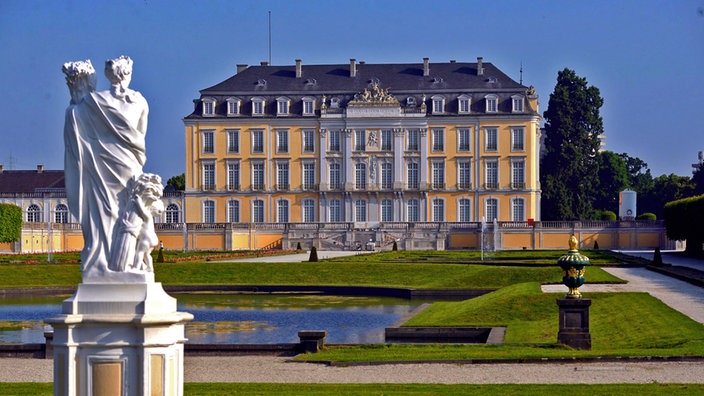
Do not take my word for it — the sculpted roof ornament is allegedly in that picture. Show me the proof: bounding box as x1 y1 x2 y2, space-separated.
348 81 399 107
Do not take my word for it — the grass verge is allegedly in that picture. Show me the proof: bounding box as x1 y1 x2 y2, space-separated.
2 383 703 395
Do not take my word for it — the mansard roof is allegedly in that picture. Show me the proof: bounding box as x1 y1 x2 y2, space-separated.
199 61 524 96
0 169 65 194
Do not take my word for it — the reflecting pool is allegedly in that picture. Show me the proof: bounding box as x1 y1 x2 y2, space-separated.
0 293 422 344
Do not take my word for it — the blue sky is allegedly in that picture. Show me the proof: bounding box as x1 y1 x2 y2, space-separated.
1 0 702 180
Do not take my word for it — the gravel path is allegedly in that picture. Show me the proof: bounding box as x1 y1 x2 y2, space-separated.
1 357 703 384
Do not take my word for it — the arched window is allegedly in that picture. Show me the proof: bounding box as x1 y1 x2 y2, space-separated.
55 204 68 223
27 204 42 222
165 203 180 223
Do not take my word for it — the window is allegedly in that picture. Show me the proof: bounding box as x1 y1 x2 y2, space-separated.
303 199 316 222
486 198 498 221
228 200 240 223
303 129 315 153
512 95 524 112
485 95 498 113
303 162 316 190
512 159 525 189
276 97 290 116
276 129 289 153
55 203 68 223
227 161 240 191
226 98 240 116
431 95 445 114
458 128 471 151
381 162 393 189
485 127 498 151
407 129 420 151
355 130 366 151
407 199 420 222
381 199 393 222
432 199 445 221
407 162 419 189
276 162 289 190
329 130 341 152
458 95 471 114
202 200 215 223
277 199 289 222
355 162 367 190
406 97 416 107
202 162 215 190
485 160 498 189
251 129 264 153
251 162 265 190
381 129 392 151
432 161 445 189
458 161 472 189
329 199 341 222
355 199 367 222
459 198 472 222
202 130 214 154
252 97 265 116
227 129 239 153
302 97 315 116
511 127 524 151
512 198 525 221
329 163 341 189
432 128 444 152
252 199 264 222
165 203 180 223
202 98 215 117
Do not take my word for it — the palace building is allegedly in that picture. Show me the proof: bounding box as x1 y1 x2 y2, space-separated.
183 57 541 225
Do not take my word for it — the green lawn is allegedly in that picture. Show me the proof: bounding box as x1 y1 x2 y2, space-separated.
2 383 702 395
299 283 704 362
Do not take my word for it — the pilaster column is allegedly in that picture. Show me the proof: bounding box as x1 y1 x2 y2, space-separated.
393 128 404 189
344 129 354 190
319 129 328 191
419 128 428 190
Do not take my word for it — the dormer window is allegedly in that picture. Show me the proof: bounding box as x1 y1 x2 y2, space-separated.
458 94 471 114
305 78 317 86
431 95 445 114
485 94 498 113
276 97 290 116
511 95 525 112
256 79 267 87
302 97 315 116
251 97 265 116
202 97 216 117
406 97 416 107
330 97 340 108
226 97 240 116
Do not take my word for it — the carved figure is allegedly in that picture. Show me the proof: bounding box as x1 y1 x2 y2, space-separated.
367 130 378 147
63 55 154 279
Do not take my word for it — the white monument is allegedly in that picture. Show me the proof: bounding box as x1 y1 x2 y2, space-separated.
47 56 192 396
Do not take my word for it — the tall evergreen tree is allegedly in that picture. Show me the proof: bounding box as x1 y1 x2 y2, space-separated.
541 68 604 220
594 151 629 213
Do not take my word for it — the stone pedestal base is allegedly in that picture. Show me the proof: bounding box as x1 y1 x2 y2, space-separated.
47 282 193 396
556 298 591 350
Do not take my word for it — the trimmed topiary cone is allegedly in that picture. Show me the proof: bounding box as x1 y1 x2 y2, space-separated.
392 241 398 251
296 242 302 251
653 247 663 266
593 240 599 250
308 246 319 262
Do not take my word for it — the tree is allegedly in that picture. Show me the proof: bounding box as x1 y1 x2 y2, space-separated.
644 174 695 219
617 153 654 214
0 203 22 243
594 151 629 213
692 165 704 196
664 195 704 257
166 173 185 191
541 68 604 220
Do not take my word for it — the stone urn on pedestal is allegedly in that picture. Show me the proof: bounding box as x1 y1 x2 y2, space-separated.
556 235 592 350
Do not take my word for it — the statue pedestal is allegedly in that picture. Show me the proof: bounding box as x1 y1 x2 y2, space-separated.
556 298 591 350
47 281 193 396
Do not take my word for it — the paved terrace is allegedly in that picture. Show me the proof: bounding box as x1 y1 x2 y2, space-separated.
1 250 703 384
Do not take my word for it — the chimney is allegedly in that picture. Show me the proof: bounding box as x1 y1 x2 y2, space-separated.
0 165 3 173
423 57 430 76
37 165 44 173
236 64 248 74
260 61 270 66
449 59 456 63
350 58 357 78
295 59 302 78
477 57 484 76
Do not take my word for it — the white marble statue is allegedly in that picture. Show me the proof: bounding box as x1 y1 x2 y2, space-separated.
63 56 158 281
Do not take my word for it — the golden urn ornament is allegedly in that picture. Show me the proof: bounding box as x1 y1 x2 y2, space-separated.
557 235 590 298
